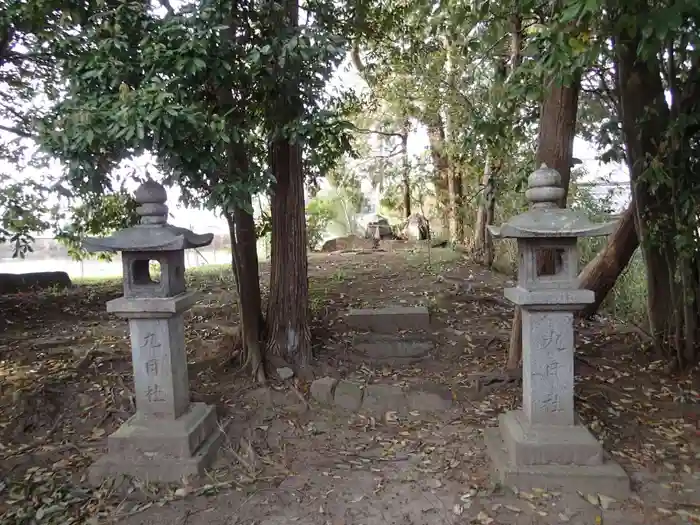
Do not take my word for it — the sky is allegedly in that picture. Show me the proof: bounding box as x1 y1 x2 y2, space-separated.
0 53 631 238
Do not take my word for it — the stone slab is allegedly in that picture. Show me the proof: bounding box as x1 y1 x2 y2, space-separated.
107 291 199 318
500 411 603 466
108 402 217 458
504 287 593 310
345 307 430 333
310 377 338 405
333 380 364 411
406 383 453 412
353 335 434 359
361 384 407 415
88 417 226 485
484 428 630 500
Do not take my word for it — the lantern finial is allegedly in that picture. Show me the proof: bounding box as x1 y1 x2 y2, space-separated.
525 163 566 209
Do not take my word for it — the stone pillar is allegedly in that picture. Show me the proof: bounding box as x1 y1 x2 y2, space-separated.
84 180 224 484
484 165 630 498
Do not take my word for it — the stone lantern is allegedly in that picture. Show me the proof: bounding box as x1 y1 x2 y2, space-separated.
83 180 224 483
484 165 630 497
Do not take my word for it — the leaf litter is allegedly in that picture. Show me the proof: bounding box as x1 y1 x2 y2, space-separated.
0 246 698 524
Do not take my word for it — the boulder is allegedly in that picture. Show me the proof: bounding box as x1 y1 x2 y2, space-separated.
0 271 72 294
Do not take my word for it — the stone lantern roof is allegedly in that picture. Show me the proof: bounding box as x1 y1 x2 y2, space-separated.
487 164 617 239
82 180 214 253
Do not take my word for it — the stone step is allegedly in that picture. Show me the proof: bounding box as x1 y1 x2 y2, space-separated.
345 306 430 333
310 377 454 415
351 334 433 364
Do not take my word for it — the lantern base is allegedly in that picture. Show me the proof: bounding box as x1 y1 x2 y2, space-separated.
484 413 630 499
88 403 226 484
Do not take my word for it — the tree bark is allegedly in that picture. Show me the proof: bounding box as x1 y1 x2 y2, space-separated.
578 203 638 316
266 138 311 369
426 116 451 234
615 31 674 356
507 77 581 370
473 154 496 262
225 206 265 382
401 122 411 218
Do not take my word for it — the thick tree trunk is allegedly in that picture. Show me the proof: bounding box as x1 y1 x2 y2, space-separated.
266 138 311 370
616 32 675 356
507 77 580 370
225 206 265 382
579 203 638 316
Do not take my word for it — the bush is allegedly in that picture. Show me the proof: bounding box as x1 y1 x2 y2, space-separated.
306 197 336 251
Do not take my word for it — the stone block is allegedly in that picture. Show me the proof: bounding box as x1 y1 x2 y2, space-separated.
345 307 430 333
89 417 226 484
106 292 199 318
107 402 217 458
484 427 630 500
521 310 575 426
504 287 594 309
353 335 433 360
310 377 338 405
333 380 363 411
407 383 453 412
127 316 190 420
499 411 603 467
361 384 407 415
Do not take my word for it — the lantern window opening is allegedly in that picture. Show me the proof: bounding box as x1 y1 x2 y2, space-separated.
132 258 162 286
535 248 566 279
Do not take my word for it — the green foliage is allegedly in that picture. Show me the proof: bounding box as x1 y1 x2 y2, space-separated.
56 191 139 261
306 197 336 250
0 174 52 257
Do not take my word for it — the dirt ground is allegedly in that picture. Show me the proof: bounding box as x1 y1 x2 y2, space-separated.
0 243 698 525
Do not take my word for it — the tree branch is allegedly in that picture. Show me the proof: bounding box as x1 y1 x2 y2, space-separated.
351 126 405 139
0 123 33 139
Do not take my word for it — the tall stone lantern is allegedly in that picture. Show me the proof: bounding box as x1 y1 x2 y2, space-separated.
484 165 630 497
83 180 224 483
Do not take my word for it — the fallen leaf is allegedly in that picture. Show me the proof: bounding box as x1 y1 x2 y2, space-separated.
598 494 615 510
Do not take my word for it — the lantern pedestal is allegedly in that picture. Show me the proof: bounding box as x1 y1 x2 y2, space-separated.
88 294 225 484
484 288 629 497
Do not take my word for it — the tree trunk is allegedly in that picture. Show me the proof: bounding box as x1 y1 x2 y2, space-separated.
447 162 458 244
401 123 411 218
225 206 265 382
507 77 581 370
615 31 675 356
266 138 311 370
473 154 496 262
578 203 638 316
454 167 464 242
426 116 451 234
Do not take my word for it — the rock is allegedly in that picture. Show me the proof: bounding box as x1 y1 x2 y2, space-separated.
0 271 72 294
361 384 407 415
277 367 294 380
333 380 363 411
310 377 338 405
407 383 453 412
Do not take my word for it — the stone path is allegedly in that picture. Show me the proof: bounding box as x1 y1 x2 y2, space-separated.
121 384 699 525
